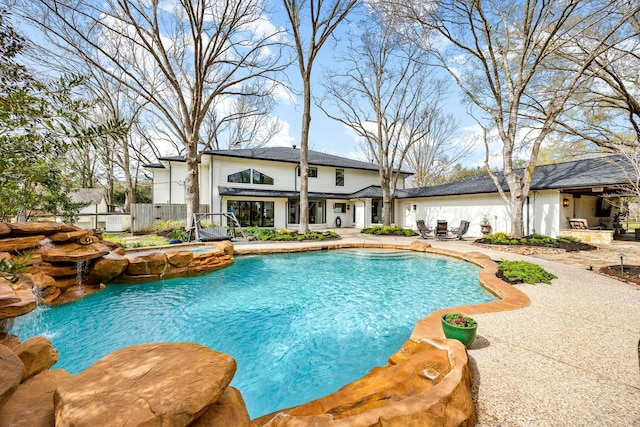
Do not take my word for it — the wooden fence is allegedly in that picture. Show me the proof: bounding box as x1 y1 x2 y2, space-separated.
131 204 209 233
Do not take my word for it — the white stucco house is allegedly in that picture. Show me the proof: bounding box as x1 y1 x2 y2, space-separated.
146 149 634 239
145 147 413 230
395 155 634 238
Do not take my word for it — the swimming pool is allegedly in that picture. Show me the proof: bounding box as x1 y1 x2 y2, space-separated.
10 249 495 418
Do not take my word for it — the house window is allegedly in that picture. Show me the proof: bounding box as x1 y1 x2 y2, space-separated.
334 202 346 213
227 200 274 227
371 199 393 224
227 169 273 185
336 169 344 186
297 166 318 178
252 169 274 185
227 169 251 183
288 200 325 224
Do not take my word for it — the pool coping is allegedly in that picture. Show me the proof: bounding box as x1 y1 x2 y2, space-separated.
236 240 530 426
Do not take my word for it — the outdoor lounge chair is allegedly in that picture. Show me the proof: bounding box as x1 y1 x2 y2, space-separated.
435 220 448 240
569 218 602 230
416 220 433 239
449 220 470 240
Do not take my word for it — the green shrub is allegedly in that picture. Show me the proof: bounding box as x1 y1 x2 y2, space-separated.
244 227 277 241
171 229 189 241
497 260 557 284
557 235 581 243
361 225 416 236
152 219 185 232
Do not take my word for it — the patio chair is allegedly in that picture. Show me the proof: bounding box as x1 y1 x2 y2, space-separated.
416 220 433 239
449 220 470 240
435 220 448 240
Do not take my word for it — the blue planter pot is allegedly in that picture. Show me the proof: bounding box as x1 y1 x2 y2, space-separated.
441 315 478 348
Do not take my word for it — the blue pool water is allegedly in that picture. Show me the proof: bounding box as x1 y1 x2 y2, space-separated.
10 249 495 418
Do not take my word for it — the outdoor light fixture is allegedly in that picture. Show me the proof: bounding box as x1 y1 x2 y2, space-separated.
618 253 625 274
413 204 417 211
563 198 570 207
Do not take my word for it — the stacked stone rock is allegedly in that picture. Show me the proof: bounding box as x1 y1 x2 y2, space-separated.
0 337 251 426
0 221 234 320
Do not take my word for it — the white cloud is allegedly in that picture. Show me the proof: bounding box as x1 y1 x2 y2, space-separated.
264 119 296 147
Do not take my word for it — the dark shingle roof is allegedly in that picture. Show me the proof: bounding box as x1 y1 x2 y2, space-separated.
398 156 634 198
349 185 384 198
206 147 394 172
150 147 412 174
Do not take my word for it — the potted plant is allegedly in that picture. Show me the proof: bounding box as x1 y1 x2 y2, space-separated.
169 229 188 244
441 313 478 348
480 215 492 235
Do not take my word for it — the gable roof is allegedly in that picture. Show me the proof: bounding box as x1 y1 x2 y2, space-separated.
148 147 412 174
397 156 634 198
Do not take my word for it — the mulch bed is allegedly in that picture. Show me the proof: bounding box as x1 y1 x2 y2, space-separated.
599 265 640 286
474 238 596 252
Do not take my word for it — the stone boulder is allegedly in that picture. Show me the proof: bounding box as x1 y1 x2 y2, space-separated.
22 272 57 291
126 252 167 276
51 284 105 306
7 221 76 235
37 242 110 263
54 342 237 427
191 387 251 427
0 369 73 427
13 337 59 381
32 262 77 278
87 253 129 284
217 241 234 257
38 287 61 305
0 280 20 308
0 279 36 319
0 333 20 350
0 236 46 252
0 344 25 410
166 250 194 268
48 229 93 243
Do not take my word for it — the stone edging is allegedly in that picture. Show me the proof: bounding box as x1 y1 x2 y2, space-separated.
240 240 531 426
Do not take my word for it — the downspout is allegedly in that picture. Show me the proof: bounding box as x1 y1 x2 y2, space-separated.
168 162 172 203
526 196 530 235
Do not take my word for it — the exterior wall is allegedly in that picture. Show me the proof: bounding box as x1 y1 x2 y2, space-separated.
150 163 209 205
528 190 561 237
151 153 406 230
303 166 382 194
210 154 383 229
402 190 563 238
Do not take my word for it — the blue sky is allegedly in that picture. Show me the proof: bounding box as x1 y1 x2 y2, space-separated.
11 0 489 169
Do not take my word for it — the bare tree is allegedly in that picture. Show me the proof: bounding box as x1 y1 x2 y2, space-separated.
404 109 474 187
200 84 282 150
556 4 640 149
382 0 639 237
282 0 358 233
16 0 287 228
319 14 442 225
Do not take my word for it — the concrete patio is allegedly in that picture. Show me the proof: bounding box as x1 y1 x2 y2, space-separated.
235 228 640 426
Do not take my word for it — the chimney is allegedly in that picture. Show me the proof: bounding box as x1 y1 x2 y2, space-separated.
292 144 297 149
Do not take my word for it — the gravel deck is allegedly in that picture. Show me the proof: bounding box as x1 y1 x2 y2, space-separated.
237 229 640 426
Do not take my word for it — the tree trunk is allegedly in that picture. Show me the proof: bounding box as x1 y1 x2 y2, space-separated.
298 77 311 234
509 193 525 238
184 139 200 232
381 173 392 227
